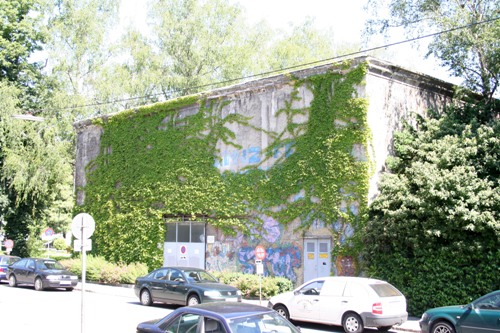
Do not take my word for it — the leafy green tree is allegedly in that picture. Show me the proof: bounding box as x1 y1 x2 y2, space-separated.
365 0 500 103
363 103 500 315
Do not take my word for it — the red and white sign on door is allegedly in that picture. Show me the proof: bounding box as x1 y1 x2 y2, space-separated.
255 245 267 260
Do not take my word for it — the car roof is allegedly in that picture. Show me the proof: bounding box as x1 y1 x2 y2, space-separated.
178 302 273 320
307 276 389 284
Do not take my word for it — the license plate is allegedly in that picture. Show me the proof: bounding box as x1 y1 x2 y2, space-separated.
226 298 238 302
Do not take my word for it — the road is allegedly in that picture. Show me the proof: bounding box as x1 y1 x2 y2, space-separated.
0 282 400 333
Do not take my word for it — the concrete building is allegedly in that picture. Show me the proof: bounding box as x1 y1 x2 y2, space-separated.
74 56 455 285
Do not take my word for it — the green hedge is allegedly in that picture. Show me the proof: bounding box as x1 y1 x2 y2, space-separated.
60 255 148 284
212 271 294 298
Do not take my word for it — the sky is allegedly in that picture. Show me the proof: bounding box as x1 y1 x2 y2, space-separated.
119 0 461 85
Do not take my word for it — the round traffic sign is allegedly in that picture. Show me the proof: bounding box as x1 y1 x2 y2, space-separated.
255 245 267 260
71 213 95 239
4 239 14 249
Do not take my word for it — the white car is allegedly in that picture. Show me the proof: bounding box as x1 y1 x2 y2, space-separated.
267 276 408 333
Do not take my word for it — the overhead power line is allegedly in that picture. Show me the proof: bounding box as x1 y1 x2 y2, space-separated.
32 16 500 114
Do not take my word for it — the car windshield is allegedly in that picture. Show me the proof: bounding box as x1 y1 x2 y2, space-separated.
37 260 64 270
370 283 402 297
228 311 300 333
184 270 217 283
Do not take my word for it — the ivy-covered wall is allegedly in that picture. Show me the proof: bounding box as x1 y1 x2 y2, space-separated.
74 56 455 284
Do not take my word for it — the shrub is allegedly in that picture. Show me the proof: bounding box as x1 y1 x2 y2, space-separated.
212 271 294 298
59 255 148 284
53 238 69 251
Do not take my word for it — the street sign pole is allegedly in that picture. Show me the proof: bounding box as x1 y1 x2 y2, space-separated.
71 213 95 333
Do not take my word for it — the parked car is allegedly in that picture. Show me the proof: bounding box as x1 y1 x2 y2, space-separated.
134 266 242 306
268 276 407 333
137 301 301 333
419 290 500 333
0 255 21 282
7 257 78 291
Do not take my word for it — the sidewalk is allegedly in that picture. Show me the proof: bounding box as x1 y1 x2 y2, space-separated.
76 282 421 333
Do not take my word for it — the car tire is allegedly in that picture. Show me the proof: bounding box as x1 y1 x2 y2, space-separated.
66 287 74 291
140 289 153 306
342 312 364 333
187 294 200 306
431 321 456 333
273 305 290 320
34 277 44 291
8 274 17 287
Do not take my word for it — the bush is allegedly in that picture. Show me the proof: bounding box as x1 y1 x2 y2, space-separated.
212 271 293 298
53 238 69 251
59 255 148 284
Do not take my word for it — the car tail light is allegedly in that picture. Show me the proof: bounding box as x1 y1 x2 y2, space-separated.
372 302 383 315
0 267 5 272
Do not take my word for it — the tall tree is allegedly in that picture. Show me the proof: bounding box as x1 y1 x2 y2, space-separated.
365 0 500 104
363 105 500 315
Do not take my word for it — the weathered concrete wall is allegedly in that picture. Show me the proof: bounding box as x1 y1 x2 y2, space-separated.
74 56 455 284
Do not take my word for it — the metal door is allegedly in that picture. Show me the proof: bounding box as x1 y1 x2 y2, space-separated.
303 239 331 282
164 222 206 268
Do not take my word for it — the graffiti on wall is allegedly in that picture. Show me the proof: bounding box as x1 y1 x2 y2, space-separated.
205 215 302 283
214 143 294 171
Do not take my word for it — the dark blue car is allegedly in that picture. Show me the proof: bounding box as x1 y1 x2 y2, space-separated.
0 255 20 282
137 302 302 333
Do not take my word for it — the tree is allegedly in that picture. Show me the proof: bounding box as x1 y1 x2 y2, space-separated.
0 0 48 109
365 0 500 103
362 104 500 315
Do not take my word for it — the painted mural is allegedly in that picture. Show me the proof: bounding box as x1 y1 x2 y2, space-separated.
206 215 302 283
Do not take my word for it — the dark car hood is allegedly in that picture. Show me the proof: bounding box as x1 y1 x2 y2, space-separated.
196 282 238 291
40 269 75 276
428 305 467 314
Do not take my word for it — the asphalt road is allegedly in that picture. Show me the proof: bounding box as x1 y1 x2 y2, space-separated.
0 282 417 333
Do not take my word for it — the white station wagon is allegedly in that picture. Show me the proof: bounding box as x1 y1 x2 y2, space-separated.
268 276 408 333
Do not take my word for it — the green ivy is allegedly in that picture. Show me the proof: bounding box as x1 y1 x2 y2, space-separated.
76 62 371 270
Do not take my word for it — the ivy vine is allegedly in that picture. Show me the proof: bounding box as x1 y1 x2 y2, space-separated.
77 61 371 270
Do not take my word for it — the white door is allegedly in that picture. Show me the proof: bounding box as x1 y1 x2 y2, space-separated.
303 239 331 282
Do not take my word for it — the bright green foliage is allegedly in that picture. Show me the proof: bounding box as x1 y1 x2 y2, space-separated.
77 62 371 270
363 103 500 315
365 0 500 102
0 0 47 109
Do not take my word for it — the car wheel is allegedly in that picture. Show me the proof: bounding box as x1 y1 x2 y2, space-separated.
8 275 17 287
66 287 74 291
187 294 200 306
273 305 290 320
378 326 392 331
34 277 44 291
431 321 456 333
140 289 153 306
342 312 364 333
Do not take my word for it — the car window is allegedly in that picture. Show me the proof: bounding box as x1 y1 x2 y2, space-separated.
229 312 299 333
160 313 200 333
321 280 345 296
37 260 64 270
204 318 226 333
343 282 369 297
11 258 28 268
369 283 403 297
170 269 184 282
475 293 500 310
298 281 324 296
154 269 169 280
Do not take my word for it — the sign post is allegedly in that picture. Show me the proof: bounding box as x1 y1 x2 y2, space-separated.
71 213 95 333
254 245 267 305
4 239 14 254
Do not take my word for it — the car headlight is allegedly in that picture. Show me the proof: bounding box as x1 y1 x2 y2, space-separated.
204 290 222 297
236 290 242 296
46 275 60 280
70 276 78 280
421 313 428 321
